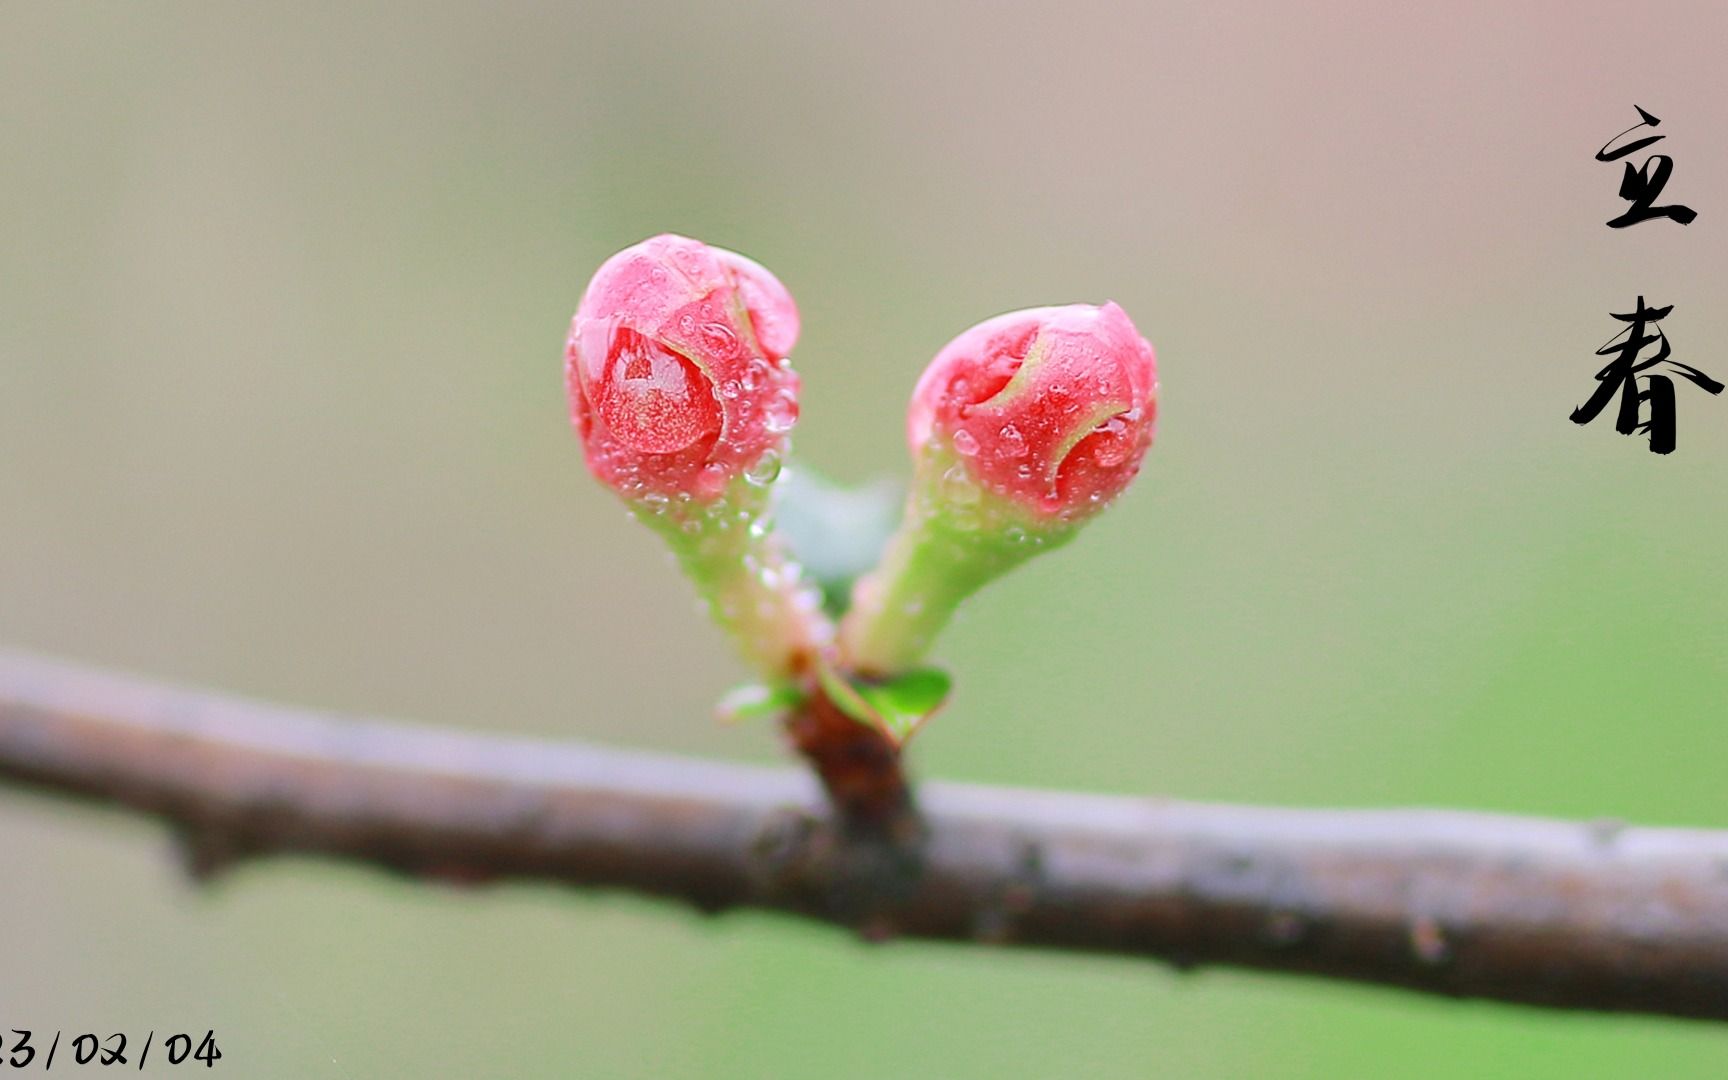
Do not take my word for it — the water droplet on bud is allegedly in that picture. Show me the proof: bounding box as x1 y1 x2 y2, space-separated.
695 462 730 499
740 358 771 392
1091 416 1133 467
942 464 982 506
744 450 782 486
998 424 1027 459
764 389 798 434
952 429 980 456
699 321 738 356
598 329 720 454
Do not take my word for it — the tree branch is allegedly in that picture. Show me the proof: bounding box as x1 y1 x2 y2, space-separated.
1 648 1725 1021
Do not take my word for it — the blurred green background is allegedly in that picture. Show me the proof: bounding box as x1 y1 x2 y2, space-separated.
3 2 1727 1076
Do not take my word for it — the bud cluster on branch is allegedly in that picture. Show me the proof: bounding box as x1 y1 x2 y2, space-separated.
564 235 1158 779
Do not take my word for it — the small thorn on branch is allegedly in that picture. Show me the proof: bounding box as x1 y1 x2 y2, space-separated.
171 823 241 885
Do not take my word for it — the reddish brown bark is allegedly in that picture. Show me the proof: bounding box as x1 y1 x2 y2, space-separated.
781 684 917 839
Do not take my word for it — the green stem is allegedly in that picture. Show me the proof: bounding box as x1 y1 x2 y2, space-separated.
637 479 829 682
839 459 1072 674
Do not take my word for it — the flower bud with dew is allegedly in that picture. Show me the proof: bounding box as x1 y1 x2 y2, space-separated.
566 234 823 679
841 303 1157 673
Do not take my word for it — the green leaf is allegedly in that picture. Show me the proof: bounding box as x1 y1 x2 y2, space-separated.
773 468 903 616
814 656 878 725
814 656 952 745
715 682 805 724
856 667 953 743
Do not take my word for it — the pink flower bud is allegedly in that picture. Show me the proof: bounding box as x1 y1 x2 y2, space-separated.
566 234 801 502
907 302 1157 520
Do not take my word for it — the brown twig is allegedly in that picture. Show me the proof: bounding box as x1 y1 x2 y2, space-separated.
1 648 1726 1020
782 686 917 838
